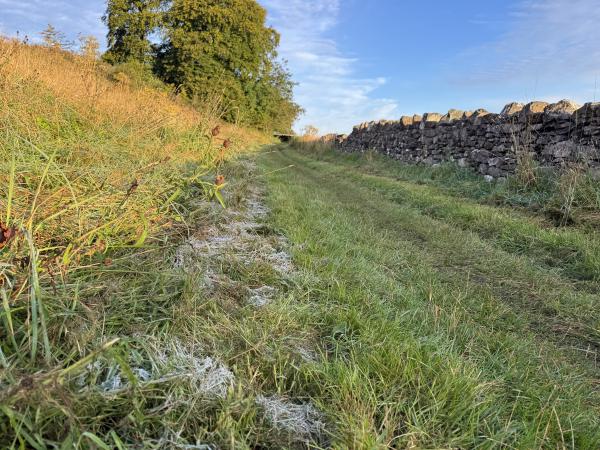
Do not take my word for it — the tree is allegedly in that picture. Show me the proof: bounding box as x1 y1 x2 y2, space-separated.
155 0 300 130
247 60 303 133
303 125 319 137
103 0 163 64
41 24 69 49
102 0 302 131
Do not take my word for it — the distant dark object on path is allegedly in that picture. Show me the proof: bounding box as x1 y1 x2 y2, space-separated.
274 133 294 143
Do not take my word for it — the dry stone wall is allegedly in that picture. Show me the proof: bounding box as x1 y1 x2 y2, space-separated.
326 100 600 179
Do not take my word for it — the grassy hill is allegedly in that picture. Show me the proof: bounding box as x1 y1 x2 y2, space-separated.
0 38 265 266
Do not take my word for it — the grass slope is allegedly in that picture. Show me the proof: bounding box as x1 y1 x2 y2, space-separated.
0 40 273 448
254 144 600 448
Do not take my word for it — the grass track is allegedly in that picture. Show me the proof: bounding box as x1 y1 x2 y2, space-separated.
257 145 600 448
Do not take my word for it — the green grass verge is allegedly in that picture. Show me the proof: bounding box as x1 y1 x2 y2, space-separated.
252 145 600 448
293 145 600 281
1 158 323 449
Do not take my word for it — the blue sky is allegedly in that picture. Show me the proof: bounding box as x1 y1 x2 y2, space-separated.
1 0 599 133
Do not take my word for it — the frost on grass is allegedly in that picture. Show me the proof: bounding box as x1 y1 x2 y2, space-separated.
74 339 234 399
296 345 318 363
223 220 261 236
173 186 294 306
157 340 234 399
267 251 294 274
100 372 123 392
75 360 151 393
256 395 325 442
190 356 234 398
133 367 152 381
247 198 269 218
247 285 278 307
174 233 241 269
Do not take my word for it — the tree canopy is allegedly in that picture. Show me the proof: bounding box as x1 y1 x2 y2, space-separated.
41 24 71 49
103 0 302 132
103 0 163 64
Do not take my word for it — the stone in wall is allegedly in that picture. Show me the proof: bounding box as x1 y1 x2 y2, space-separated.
545 99 580 115
575 102 600 121
523 101 549 114
423 113 442 123
500 102 524 116
400 116 414 126
519 102 549 124
441 109 464 122
472 108 489 117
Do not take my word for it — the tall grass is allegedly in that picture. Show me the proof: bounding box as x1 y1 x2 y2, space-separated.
0 38 268 445
291 137 334 154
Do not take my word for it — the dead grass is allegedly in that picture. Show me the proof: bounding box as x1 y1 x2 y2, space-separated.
0 38 266 144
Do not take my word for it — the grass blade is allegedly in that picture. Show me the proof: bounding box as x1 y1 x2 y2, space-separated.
24 230 51 364
1 288 19 354
5 153 15 225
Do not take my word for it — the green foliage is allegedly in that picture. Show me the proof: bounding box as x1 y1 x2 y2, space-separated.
103 0 302 132
239 58 303 133
103 0 164 64
155 0 301 132
108 59 168 90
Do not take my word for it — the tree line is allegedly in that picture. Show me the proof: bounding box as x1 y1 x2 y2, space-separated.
100 0 301 133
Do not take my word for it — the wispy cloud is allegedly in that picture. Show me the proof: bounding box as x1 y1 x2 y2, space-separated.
457 0 600 89
0 0 106 45
260 0 398 134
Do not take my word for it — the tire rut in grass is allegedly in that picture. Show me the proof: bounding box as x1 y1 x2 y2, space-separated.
295 151 600 284
175 159 328 446
268 148 600 372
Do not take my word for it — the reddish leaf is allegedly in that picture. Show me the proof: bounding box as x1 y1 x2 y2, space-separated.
0 222 16 249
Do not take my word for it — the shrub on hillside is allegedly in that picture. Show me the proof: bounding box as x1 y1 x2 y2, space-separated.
107 60 168 91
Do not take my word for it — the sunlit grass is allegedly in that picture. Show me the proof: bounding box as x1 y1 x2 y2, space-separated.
256 145 600 448
0 39 270 447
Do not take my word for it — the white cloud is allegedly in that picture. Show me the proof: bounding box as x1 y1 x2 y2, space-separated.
260 0 398 134
0 0 106 46
458 0 600 88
